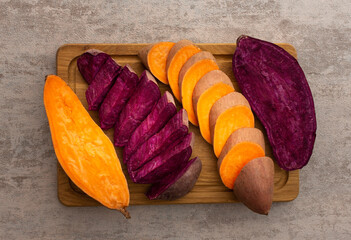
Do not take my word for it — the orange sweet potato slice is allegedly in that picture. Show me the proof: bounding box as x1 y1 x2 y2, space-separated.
178 51 219 126
166 40 201 101
138 42 175 84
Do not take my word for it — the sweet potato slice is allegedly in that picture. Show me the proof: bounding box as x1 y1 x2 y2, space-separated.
218 128 265 189
127 109 188 169
77 49 109 84
99 65 139 130
193 74 234 143
138 42 175 84
234 156 274 215
146 157 202 200
212 105 254 157
123 91 177 162
178 51 219 126
85 57 122 110
114 70 160 147
131 133 194 183
166 40 201 101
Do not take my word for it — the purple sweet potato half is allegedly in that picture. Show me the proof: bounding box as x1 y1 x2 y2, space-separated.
232 35 317 170
126 109 189 167
123 91 177 161
99 65 140 130
130 132 194 183
146 157 202 200
86 57 122 110
114 70 161 147
77 49 109 85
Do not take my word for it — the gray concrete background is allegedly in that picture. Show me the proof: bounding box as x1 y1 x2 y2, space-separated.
1 0 350 239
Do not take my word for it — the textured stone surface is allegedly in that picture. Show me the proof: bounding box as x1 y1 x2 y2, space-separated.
1 0 350 239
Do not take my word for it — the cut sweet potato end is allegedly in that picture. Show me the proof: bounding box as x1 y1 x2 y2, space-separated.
167 45 201 101
197 83 234 143
148 42 175 84
213 106 254 157
219 142 265 189
181 59 219 126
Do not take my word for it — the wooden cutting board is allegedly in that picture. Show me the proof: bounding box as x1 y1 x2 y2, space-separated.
56 43 299 206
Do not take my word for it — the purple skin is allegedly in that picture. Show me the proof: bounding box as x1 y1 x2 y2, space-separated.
77 50 109 85
233 35 317 170
146 157 202 200
98 65 140 130
114 70 160 147
123 91 177 162
85 57 122 110
126 109 189 168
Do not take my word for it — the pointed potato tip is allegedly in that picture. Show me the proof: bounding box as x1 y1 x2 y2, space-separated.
236 35 249 46
233 157 274 215
119 207 131 219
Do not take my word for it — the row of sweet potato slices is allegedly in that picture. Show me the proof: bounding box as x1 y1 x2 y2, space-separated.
139 40 275 214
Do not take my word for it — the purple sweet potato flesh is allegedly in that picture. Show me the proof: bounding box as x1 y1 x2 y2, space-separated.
99 65 139 130
232 35 317 170
77 50 109 84
126 109 189 167
130 133 194 183
85 57 121 110
123 91 177 161
114 70 160 147
146 157 202 200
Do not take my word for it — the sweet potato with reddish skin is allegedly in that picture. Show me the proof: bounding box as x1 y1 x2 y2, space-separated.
130 133 194 184
233 35 317 170
127 109 188 169
114 70 160 147
77 49 109 84
99 65 139 130
123 91 177 162
146 157 202 200
86 57 122 110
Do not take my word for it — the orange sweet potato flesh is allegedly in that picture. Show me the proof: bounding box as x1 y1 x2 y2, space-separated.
44 75 130 218
196 83 234 143
166 40 201 102
213 105 254 157
178 51 219 125
138 42 175 84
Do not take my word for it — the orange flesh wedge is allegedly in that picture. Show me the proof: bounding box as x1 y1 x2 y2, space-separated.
148 42 175 84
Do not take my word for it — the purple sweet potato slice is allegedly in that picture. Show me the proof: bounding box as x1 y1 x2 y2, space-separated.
77 49 109 84
123 91 177 161
232 35 317 170
127 109 189 167
86 57 122 110
114 70 161 147
99 65 139 130
146 157 202 200
130 132 194 183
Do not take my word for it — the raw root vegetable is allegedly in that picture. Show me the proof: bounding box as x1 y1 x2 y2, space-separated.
146 157 202 200
218 128 265 190
99 65 139 130
211 105 254 158
166 40 201 102
178 51 219 126
44 75 130 218
233 35 317 170
234 156 274 215
123 91 177 162
114 70 160 147
77 49 109 84
131 133 194 184
192 70 234 143
138 42 175 84
127 109 189 170
86 57 122 110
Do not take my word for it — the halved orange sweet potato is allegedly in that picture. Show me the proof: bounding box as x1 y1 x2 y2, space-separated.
178 51 219 125
166 40 201 101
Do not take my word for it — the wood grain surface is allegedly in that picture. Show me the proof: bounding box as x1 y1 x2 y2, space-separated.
56 43 299 206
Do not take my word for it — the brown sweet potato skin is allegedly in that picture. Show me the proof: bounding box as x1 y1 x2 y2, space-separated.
233 157 274 215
